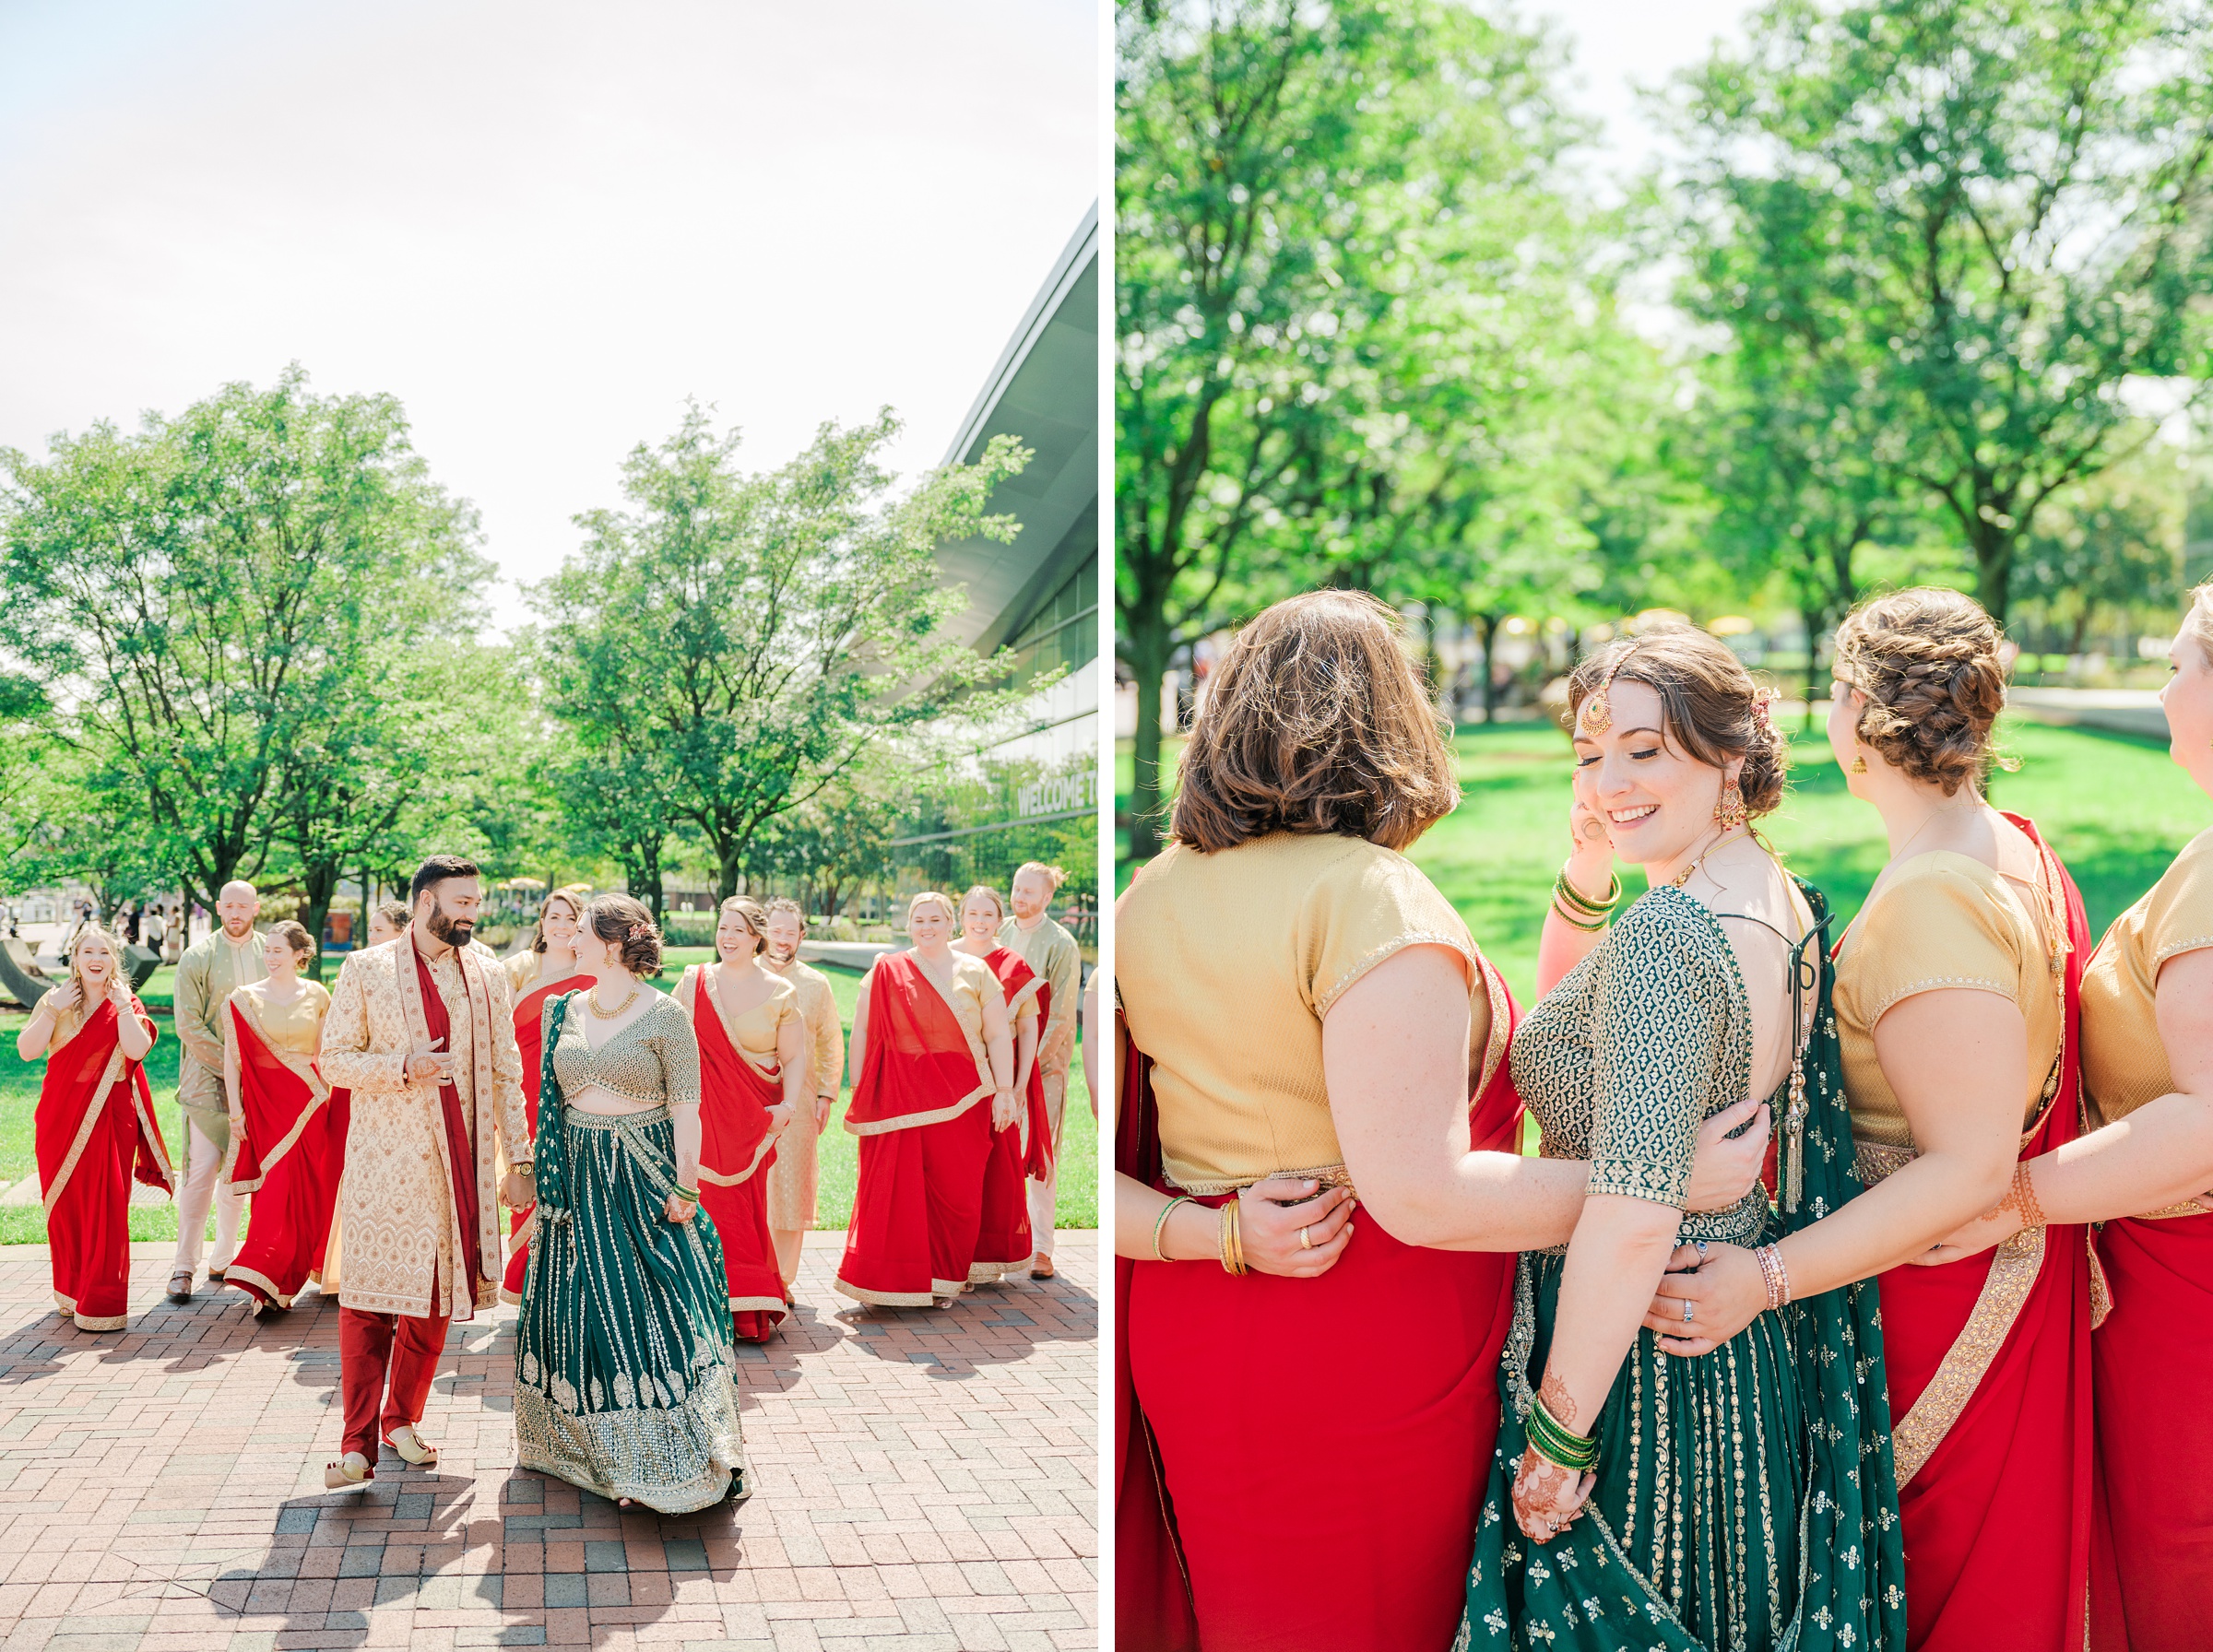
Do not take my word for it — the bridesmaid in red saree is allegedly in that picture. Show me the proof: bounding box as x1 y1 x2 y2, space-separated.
500 890 591 1304
952 885 1048 1283
674 897 804 1340
835 892 1019 1309
1910 586 2213 1651
1112 593 1773 1652
1651 588 2094 1651
224 922 346 1313
16 925 174 1331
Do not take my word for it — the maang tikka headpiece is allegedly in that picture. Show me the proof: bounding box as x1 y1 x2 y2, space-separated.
1577 642 1639 738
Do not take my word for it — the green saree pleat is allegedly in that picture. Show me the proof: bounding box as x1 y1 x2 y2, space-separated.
515 995 748 1514
1456 879 1907 1652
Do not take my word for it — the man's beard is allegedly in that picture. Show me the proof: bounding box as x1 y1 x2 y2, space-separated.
428 905 475 947
221 918 252 938
765 940 798 965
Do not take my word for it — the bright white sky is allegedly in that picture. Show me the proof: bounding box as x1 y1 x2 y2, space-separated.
0 0 1097 631
1525 0 1757 198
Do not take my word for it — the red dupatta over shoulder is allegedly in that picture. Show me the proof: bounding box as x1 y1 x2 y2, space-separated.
36 995 172 1330
502 971 590 1304
842 952 993 1136
684 964 792 1337
983 947 1053 1176
1120 954 1523 1652
1872 814 2094 1652
224 997 344 1309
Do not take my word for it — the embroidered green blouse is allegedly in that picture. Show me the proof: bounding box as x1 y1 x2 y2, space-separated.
1510 884 1765 1242
550 993 703 1111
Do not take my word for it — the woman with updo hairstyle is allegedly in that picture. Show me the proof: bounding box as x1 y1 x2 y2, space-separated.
834 890 1019 1309
673 895 805 1340
1655 587 2093 1652
1908 582 2213 1646
1114 594 1776 1652
513 891 749 1510
1453 622 1904 1651
221 920 349 1316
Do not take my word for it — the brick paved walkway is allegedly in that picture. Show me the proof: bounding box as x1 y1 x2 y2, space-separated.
0 1234 1096 1651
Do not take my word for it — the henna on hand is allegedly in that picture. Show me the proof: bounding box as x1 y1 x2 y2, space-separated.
1981 1162 2044 1229
1537 1369 1577 1429
1509 1446 1586 1543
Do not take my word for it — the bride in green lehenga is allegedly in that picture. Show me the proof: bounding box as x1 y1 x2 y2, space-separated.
515 893 748 1513
1457 629 1904 1652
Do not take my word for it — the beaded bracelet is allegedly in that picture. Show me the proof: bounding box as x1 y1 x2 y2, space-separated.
1754 1242 1792 1310
1526 1393 1599 1472
1152 1196 1192 1262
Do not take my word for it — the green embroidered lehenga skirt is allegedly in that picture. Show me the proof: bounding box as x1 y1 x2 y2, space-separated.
1456 879 1904 1652
515 998 747 1513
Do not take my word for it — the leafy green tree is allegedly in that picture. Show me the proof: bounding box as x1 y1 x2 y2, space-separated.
1117 0 1592 849
2012 457 2184 655
529 404 1031 903
1674 0 2213 620
0 366 497 925
758 785 895 918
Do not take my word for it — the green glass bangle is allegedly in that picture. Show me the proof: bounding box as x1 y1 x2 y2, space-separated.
1526 1394 1599 1471
1555 866 1621 914
1551 897 1608 933
673 1186 701 1203
1152 1196 1192 1261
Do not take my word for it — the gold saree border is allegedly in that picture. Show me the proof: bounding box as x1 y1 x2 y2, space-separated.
43 1047 126 1218
1891 1223 2046 1487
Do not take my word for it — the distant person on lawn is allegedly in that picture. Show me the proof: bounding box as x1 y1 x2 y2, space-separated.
169 880 267 1302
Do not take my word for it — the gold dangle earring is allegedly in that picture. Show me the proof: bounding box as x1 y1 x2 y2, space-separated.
1713 779 1747 830
1849 746 1867 775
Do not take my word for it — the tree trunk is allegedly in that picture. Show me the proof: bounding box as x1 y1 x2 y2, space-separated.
1802 604 1826 736
1476 613 1501 725
300 861 341 984
1126 612 1173 865
1972 524 2015 624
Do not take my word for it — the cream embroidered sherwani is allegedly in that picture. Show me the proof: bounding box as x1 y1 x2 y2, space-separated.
763 957 845 1230
173 929 268 1155
319 937 530 1317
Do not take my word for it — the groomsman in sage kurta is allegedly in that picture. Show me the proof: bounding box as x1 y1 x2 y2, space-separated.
998 862 1081 1280
168 880 266 1302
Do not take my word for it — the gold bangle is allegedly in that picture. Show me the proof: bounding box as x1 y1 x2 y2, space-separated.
1152 1196 1191 1262
1555 865 1621 914
1551 896 1608 933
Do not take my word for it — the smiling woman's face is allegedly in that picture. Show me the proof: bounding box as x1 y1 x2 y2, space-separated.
1570 679 1736 871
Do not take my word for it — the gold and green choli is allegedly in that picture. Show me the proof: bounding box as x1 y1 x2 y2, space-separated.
515 992 746 1514
1458 882 1906 1652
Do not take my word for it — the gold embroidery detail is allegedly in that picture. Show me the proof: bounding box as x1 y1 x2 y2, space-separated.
1891 1223 2045 1486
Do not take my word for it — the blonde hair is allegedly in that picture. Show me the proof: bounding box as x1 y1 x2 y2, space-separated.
1171 590 1459 853
1012 861 1066 891
906 891 958 924
717 895 768 956
1834 587 2012 797
2181 583 2213 670
960 884 1007 923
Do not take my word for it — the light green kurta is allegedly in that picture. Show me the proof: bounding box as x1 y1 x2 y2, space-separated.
996 914 1079 1061
172 928 267 1154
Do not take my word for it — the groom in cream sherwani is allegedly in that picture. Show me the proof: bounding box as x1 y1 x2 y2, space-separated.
318 854 533 1487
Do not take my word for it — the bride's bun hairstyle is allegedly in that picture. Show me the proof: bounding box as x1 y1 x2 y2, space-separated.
1833 588 2010 797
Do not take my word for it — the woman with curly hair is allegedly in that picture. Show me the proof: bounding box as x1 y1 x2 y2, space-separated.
1454 623 1904 1652
514 893 747 1511
1114 592 1776 1652
1654 587 2093 1652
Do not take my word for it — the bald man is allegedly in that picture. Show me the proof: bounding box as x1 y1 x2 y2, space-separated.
168 880 267 1300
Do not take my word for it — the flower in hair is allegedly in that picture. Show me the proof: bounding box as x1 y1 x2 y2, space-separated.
627 923 650 941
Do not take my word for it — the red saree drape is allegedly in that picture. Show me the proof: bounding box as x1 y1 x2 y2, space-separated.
2089 1207 2213 1648
36 997 173 1331
502 972 590 1304
690 966 792 1341
835 952 995 1307
1872 815 2094 1652
223 1000 344 1309
972 948 1047 1278
1123 959 1524 1652
411 938 482 1298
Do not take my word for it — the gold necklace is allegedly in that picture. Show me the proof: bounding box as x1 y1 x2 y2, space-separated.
586 980 640 1020
1668 826 1748 890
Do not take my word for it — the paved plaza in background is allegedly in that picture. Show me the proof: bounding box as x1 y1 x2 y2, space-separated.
0 1235 1097 1652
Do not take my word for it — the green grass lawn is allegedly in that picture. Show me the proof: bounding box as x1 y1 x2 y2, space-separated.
0 946 1095 1243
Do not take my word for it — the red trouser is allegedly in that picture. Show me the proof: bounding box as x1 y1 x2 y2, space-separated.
338 1304 450 1459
